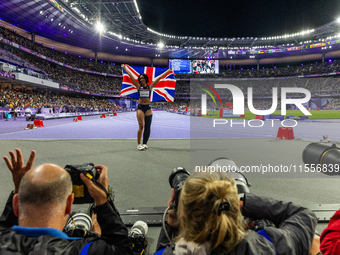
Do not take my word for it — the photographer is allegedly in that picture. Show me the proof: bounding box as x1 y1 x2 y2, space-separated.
320 209 340 254
0 148 133 255
156 171 318 255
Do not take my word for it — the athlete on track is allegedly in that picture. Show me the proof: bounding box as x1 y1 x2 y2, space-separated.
122 64 172 150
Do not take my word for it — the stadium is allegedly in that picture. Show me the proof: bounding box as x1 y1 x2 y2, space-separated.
1 0 340 254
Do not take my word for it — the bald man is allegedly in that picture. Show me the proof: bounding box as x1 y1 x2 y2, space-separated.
0 149 133 255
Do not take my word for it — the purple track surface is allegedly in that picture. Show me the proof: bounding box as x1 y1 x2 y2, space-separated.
0 112 339 140
0 112 190 139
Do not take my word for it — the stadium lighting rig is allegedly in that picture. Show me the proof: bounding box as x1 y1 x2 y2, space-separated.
157 42 164 49
133 0 142 19
95 22 105 34
59 0 340 55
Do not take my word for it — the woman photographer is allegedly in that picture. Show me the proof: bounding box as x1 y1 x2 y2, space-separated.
156 172 318 255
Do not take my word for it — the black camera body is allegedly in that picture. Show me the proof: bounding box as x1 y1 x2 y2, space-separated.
128 221 148 255
64 163 98 204
246 219 275 232
169 167 190 210
128 232 147 255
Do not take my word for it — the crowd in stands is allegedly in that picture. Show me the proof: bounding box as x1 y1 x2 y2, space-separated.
189 99 282 111
42 64 122 94
0 48 42 72
0 84 299 112
0 70 15 79
177 61 340 79
1 24 340 111
152 101 189 110
0 47 121 95
0 88 115 112
0 25 122 75
325 98 340 109
187 77 340 97
0 49 50 80
2 23 340 82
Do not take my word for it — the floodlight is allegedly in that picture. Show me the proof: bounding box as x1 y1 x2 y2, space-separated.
95 22 105 33
337 17 340 23
158 42 164 48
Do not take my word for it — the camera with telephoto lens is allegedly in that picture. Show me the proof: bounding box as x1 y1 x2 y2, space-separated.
169 167 190 210
168 161 274 233
208 158 276 232
64 163 99 204
128 221 148 255
63 212 99 238
303 142 340 175
208 158 251 195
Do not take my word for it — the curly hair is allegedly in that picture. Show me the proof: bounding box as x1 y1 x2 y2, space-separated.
138 74 149 84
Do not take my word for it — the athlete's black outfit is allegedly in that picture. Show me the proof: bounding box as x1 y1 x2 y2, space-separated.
137 85 152 145
137 104 151 113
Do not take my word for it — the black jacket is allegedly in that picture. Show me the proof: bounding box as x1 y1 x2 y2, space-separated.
156 193 317 255
0 192 133 255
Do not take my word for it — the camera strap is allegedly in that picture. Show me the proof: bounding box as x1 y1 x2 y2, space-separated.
85 173 111 200
66 164 112 201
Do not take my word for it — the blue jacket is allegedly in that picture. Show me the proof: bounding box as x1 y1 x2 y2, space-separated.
0 192 133 255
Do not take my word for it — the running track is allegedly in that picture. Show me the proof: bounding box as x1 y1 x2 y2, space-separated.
0 111 339 141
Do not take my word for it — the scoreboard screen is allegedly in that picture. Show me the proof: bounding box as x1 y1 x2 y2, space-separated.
169 59 191 73
169 59 219 74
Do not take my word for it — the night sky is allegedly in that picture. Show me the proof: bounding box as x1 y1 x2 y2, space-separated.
138 0 340 38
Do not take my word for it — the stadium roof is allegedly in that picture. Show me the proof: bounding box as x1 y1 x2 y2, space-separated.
139 0 340 38
1 0 340 59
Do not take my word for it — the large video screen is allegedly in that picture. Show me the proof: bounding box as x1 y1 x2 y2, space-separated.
192 60 219 74
169 59 191 74
169 59 219 74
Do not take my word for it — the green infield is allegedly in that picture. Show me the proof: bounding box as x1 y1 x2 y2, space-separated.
200 110 340 119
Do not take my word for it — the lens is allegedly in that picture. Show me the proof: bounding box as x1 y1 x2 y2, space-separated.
302 143 340 175
169 167 190 210
130 220 148 235
169 167 190 190
208 158 251 194
66 212 92 231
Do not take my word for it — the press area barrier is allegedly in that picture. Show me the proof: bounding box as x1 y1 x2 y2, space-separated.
72 204 340 227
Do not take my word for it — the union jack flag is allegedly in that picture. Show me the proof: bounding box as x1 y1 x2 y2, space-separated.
120 65 176 102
